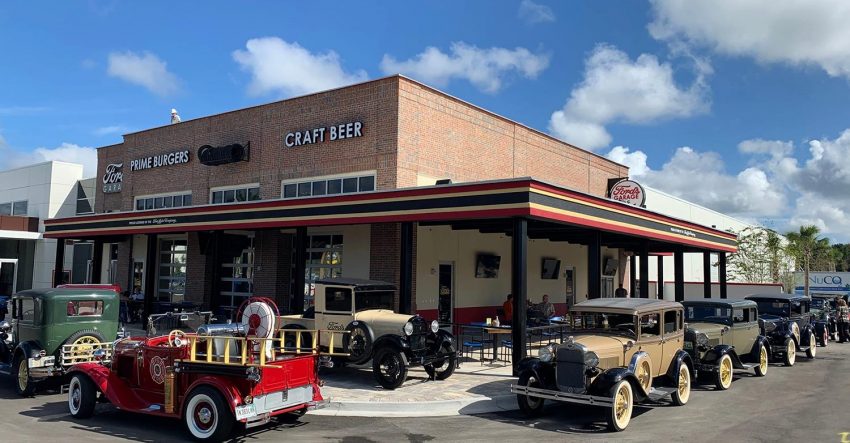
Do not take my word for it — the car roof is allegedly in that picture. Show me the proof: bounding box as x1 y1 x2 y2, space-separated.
682 299 757 309
745 293 809 301
14 287 119 300
315 278 397 290
574 298 681 314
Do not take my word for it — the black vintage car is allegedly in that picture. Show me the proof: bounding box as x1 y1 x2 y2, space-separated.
811 293 843 344
745 293 817 366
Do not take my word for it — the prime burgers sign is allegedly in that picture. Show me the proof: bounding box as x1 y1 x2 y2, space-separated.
130 150 191 171
609 179 646 207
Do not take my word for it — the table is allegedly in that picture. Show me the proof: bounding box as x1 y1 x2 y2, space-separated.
484 326 511 362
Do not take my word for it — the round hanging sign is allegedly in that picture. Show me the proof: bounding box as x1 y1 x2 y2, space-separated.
609 179 646 207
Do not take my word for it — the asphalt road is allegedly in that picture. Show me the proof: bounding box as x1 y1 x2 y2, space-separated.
2 343 850 443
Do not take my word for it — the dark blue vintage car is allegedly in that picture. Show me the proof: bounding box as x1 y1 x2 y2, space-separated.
745 293 818 366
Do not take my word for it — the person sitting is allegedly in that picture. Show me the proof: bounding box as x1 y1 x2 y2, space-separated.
615 284 628 298
536 294 555 319
502 294 513 323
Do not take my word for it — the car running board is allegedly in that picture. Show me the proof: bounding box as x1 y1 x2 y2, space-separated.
646 386 677 402
0 363 10 376
737 364 754 370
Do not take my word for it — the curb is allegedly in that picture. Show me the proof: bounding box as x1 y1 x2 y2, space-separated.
308 393 519 417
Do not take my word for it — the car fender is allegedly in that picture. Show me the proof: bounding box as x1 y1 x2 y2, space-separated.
664 349 694 382
372 335 410 365
589 367 647 402
515 357 556 389
800 323 815 345
14 341 43 361
703 345 746 369
749 336 771 361
428 329 455 354
185 376 244 415
67 363 111 391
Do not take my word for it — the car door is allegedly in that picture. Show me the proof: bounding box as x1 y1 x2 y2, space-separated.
320 286 354 352
133 341 180 407
661 309 683 372
638 311 665 375
731 308 758 352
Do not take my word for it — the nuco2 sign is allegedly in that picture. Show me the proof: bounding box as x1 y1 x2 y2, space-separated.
609 179 646 207
102 163 123 194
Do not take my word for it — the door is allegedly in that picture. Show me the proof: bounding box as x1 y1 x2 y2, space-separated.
731 307 758 352
638 311 665 375
661 309 684 372
319 286 354 351
135 344 180 405
438 263 454 324
0 260 17 297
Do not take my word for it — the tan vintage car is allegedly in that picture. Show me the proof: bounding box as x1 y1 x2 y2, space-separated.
511 299 693 432
682 300 770 390
279 278 455 389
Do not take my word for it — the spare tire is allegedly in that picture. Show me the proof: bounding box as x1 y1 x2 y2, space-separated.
344 322 373 365
64 329 107 364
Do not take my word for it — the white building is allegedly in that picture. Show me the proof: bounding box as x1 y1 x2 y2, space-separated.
0 161 94 294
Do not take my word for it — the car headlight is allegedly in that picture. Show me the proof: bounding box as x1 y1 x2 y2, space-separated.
403 322 414 336
538 344 555 363
584 351 599 368
696 332 709 347
764 321 777 333
430 320 440 334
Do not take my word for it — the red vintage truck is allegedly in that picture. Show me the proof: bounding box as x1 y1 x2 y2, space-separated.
66 298 340 441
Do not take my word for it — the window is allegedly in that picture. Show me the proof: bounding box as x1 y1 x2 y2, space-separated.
219 235 254 319
640 313 660 338
733 308 747 323
325 288 352 312
664 310 679 334
67 300 104 317
157 238 187 303
304 234 344 307
0 200 28 216
354 290 395 312
135 193 192 211
791 300 804 316
18 297 35 323
210 184 260 204
685 305 732 325
282 172 376 199
76 182 95 215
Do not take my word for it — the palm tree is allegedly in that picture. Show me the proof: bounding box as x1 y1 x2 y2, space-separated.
785 225 830 297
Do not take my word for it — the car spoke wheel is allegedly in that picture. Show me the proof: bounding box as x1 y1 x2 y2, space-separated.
12 354 34 396
69 335 102 363
184 387 233 441
784 339 796 366
636 359 652 392
671 364 691 406
424 344 456 381
806 333 817 358
67 374 97 418
715 354 733 390
372 348 408 390
754 344 768 377
606 380 633 432
516 373 545 417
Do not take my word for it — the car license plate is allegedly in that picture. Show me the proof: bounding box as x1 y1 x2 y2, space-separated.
683 342 693 350
235 403 257 420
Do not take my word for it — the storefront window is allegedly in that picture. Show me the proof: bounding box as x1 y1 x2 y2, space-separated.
219 235 254 320
157 238 187 303
282 173 376 200
0 200 28 216
135 193 192 211
211 185 260 204
304 234 343 307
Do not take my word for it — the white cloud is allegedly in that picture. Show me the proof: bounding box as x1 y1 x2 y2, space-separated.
233 37 368 97
548 44 710 150
107 51 180 96
380 42 550 93
518 0 555 24
606 146 649 176
649 0 850 79
738 139 793 158
92 125 127 136
6 143 98 177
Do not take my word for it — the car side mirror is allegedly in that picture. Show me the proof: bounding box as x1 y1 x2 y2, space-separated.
0 321 10 333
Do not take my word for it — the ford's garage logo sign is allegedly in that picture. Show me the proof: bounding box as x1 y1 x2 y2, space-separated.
609 179 646 207
102 163 123 194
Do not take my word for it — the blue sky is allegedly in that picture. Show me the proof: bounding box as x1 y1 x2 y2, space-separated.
3 1 850 239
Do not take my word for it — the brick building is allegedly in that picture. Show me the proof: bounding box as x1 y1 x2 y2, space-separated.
44 76 737 331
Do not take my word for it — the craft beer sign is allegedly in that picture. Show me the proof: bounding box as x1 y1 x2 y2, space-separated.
130 150 191 171
609 179 646 207
285 121 363 147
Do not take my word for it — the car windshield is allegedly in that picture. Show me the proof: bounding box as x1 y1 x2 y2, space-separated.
811 298 827 311
753 300 790 317
684 305 731 326
569 312 637 338
147 311 214 337
354 290 395 312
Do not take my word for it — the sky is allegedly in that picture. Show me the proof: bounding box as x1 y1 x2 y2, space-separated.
3 1 850 240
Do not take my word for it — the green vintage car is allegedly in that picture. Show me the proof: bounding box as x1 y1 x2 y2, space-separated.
0 287 119 395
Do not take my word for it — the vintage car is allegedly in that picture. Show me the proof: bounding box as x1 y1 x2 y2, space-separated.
511 299 693 432
67 298 333 441
280 278 455 389
810 293 843 344
0 287 119 396
745 293 818 366
682 300 770 390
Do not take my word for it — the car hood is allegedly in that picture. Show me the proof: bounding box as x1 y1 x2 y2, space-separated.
572 334 630 362
687 322 726 340
353 310 416 326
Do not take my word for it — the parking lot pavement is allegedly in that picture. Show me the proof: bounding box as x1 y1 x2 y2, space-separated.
2 342 850 442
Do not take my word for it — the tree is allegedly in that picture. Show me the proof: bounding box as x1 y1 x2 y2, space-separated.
726 227 789 284
785 225 831 297
832 244 850 272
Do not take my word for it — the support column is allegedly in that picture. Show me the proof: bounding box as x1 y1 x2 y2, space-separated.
587 232 601 299
91 238 103 284
703 251 712 298
399 222 414 315
657 256 664 300
674 249 685 302
143 234 158 321
53 238 66 287
719 252 728 299
629 254 636 297
639 245 649 298
291 227 307 314
511 218 528 375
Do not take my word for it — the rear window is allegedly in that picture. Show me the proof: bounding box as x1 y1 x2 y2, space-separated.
67 300 104 317
325 288 352 312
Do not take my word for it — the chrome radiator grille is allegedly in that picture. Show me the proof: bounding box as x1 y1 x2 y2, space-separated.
556 347 587 393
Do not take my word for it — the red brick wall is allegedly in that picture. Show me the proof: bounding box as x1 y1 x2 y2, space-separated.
252 229 292 310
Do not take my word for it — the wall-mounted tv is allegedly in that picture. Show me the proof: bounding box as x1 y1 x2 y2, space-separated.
475 254 501 278
541 258 561 280
603 258 619 276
